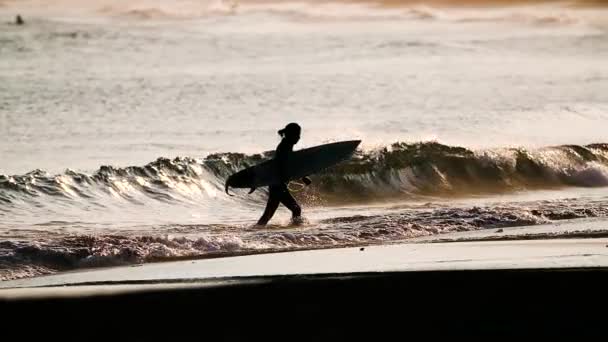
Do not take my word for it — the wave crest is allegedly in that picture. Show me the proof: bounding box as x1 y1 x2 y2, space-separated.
298 142 608 203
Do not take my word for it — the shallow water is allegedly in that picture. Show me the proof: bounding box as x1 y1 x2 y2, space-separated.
1 0 608 280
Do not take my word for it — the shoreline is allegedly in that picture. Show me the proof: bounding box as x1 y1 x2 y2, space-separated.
2 216 607 282
2 237 607 288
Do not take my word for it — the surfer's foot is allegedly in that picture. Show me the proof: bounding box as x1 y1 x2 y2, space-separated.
290 216 306 226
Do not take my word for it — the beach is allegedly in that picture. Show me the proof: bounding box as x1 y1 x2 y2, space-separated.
2 232 607 337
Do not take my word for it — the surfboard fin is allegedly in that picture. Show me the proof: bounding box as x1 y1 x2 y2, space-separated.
248 187 256 194
225 182 234 196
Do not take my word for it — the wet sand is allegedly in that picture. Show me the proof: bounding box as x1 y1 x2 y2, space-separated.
1 237 607 288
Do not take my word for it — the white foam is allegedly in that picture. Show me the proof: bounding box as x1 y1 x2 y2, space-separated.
569 162 608 187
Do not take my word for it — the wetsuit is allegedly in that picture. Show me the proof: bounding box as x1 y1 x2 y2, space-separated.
257 139 302 225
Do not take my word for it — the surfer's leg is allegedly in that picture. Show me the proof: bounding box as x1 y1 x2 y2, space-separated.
257 188 280 225
279 189 301 219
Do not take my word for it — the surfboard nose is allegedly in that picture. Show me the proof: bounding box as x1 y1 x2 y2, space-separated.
341 140 362 150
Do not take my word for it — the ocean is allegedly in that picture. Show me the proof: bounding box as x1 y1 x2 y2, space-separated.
1 0 608 280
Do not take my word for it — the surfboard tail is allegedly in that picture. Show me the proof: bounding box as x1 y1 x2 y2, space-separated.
225 177 256 196
225 177 234 196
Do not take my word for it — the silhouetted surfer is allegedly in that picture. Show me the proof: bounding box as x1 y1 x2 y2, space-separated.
15 15 24 26
257 123 311 226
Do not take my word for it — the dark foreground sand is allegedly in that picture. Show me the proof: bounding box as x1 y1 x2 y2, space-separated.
1 238 607 338
1 269 607 338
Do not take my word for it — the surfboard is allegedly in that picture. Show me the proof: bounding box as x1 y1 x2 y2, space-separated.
225 140 361 194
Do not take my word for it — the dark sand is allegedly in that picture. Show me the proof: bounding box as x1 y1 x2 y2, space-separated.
2 237 608 338
2 269 607 338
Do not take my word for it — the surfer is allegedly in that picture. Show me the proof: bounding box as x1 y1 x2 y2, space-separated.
257 123 311 226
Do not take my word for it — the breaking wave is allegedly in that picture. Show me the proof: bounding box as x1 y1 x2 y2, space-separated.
1 142 607 208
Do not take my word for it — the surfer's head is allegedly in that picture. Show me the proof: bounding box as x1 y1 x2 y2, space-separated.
278 123 301 144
